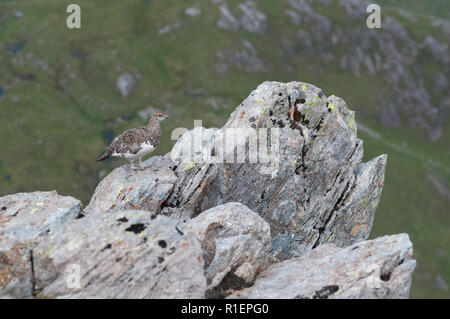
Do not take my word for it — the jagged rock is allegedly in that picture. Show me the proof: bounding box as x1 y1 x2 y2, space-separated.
229 234 416 299
185 7 201 17
422 36 449 67
435 275 449 291
0 79 416 299
33 211 206 298
216 1 266 34
157 23 182 36
187 202 271 297
313 154 387 247
238 1 267 34
116 73 137 98
426 174 450 200
282 0 448 141
85 156 177 214
0 191 82 241
217 4 240 31
166 81 386 261
0 191 81 298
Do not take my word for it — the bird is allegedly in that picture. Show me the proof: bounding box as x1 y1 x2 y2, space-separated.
96 112 168 170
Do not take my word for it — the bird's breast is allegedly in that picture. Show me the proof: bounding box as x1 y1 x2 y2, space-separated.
112 141 155 159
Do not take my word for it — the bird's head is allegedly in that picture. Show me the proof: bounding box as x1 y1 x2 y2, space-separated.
151 112 168 122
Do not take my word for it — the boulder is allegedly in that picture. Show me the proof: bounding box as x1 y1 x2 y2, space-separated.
33 211 206 298
0 80 416 299
187 202 271 297
85 156 177 214
0 191 81 298
239 1 267 34
229 234 416 299
116 73 137 98
166 81 386 261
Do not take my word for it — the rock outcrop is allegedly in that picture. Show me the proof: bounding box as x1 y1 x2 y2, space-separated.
34 211 206 299
165 81 386 261
213 0 449 142
0 81 416 299
85 156 177 214
187 202 271 297
0 191 81 298
229 234 416 299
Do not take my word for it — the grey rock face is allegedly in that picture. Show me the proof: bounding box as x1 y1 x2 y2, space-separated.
0 191 81 298
157 23 182 36
0 81 415 299
185 7 201 17
217 4 240 31
238 1 267 34
116 73 137 98
313 154 387 248
187 202 271 297
33 211 206 298
85 156 177 214
230 234 416 299
0 191 82 242
167 81 386 261
278 0 449 142
216 1 266 34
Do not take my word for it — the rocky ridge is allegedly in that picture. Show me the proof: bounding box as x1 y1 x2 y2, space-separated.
0 81 416 298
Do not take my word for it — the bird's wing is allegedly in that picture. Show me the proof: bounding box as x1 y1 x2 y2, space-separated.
108 126 150 155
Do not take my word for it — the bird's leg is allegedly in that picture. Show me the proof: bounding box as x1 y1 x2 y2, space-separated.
131 158 145 170
137 157 145 170
129 159 138 170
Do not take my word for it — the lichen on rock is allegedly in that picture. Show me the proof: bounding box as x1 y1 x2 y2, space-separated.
0 81 416 299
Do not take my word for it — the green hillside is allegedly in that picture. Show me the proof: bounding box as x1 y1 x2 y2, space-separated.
0 0 448 298
378 0 450 19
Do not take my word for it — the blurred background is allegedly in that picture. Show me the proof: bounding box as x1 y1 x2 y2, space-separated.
0 0 448 298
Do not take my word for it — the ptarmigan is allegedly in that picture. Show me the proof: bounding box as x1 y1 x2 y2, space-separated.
96 112 168 170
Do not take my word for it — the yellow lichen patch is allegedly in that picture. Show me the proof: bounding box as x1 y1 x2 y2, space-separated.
29 208 39 215
328 102 336 113
311 96 320 108
371 199 379 209
184 162 195 171
45 245 57 258
362 196 369 208
347 112 356 130
350 224 367 237
116 184 125 198
35 202 44 207
328 234 334 243
291 160 297 168
301 84 307 92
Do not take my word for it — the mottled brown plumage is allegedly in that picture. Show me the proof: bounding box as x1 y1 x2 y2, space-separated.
97 112 168 169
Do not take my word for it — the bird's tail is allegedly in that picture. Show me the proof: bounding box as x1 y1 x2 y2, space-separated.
96 152 110 162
